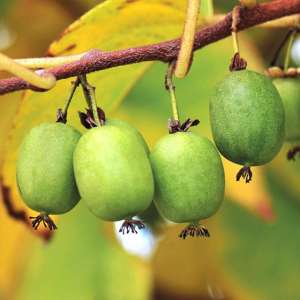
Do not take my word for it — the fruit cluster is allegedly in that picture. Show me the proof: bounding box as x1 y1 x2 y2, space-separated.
15 64 299 238
16 110 224 238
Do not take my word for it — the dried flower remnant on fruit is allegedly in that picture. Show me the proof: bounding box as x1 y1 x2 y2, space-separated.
56 108 67 124
236 165 253 183
168 118 200 134
287 145 300 161
179 223 210 239
78 107 106 129
119 219 145 234
229 52 247 71
30 213 57 230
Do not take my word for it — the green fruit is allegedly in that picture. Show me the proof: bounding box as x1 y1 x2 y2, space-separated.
273 78 300 142
16 123 81 214
150 132 225 223
73 123 154 221
210 70 285 166
106 119 149 154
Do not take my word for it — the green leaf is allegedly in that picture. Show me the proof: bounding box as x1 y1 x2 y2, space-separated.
0 0 15 17
216 173 300 300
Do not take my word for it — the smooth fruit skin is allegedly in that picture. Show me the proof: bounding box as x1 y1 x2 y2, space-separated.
73 124 154 221
106 119 149 154
273 78 300 142
108 119 162 227
210 70 285 166
16 123 81 214
150 132 225 223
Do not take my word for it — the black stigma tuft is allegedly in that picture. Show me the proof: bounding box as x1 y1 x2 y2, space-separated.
229 52 247 72
236 165 252 183
118 219 145 234
287 146 300 161
29 213 57 231
56 108 67 124
78 107 106 129
179 223 210 239
168 118 200 134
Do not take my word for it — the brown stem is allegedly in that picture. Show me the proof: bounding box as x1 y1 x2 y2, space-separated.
1 0 300 95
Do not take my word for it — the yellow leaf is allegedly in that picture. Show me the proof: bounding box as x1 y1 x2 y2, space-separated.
0 188 34 300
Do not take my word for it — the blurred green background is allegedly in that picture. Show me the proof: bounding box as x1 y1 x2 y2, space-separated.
0 1 299 300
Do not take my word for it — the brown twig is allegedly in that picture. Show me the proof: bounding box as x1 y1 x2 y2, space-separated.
0 0 300 95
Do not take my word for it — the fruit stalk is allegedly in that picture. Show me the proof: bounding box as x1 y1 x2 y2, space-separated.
165 63 180 122
79 75 101 127
57 78 81 123
63 78 80 116
229 6 247 71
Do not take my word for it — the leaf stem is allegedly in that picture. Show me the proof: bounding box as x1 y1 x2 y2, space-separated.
14 53 87 69
79 75 101 127
165 62 180 122
0 52 56 89
63 78 80 115
174 0 201 79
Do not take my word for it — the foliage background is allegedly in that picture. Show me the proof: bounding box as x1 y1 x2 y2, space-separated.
0 1 299 299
